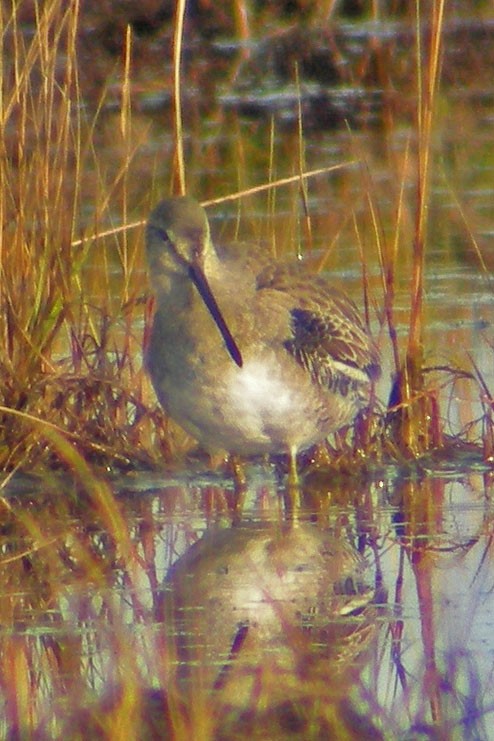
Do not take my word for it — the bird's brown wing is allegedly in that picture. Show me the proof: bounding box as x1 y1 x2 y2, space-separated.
257 264 380 393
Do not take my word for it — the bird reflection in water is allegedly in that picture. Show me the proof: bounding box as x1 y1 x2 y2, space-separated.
163 520 385 739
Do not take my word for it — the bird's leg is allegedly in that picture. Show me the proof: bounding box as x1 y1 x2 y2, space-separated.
283 446 300 519
288 445 300 487
229 454 246 515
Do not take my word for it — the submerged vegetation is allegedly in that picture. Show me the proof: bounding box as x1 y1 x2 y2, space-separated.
0 0 494 738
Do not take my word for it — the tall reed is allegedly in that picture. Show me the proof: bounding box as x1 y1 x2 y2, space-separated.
389 1 447 457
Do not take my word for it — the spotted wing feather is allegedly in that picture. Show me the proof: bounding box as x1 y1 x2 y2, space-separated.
258 264 380 397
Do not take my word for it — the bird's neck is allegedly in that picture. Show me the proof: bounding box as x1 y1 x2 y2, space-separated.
152 270 194 310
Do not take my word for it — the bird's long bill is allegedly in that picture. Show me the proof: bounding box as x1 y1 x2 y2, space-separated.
188 263 243 367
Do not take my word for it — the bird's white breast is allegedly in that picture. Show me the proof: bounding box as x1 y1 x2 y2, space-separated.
228 358 295 422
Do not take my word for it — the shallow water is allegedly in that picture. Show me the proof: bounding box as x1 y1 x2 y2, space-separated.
2 465 493 738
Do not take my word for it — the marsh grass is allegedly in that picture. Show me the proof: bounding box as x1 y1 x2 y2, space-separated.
0 0 171 471
0 0 492 477
383 1 448 459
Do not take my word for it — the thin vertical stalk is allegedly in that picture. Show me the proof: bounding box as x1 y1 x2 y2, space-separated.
396 0 445 456
173 0 187 195
295 63 312 255
120 24 133 303
408 0 445 359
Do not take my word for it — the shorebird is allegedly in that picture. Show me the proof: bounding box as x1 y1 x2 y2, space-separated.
145 196 379 480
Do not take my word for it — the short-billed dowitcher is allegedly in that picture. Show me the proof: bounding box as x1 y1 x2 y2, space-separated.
145 196 379 477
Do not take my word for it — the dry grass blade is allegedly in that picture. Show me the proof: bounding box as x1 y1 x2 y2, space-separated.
172 0 187 195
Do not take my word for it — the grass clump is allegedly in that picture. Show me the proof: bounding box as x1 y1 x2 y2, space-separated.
0 0 171 472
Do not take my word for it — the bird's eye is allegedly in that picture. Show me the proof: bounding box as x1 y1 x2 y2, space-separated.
154 226 171 244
